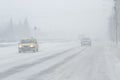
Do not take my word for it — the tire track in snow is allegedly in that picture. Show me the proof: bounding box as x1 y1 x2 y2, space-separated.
27 48 87 80
0 46 80 79
0 43 74 71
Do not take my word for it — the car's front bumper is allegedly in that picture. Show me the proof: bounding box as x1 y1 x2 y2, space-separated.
19 46 35 51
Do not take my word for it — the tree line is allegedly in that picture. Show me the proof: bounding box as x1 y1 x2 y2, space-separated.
0 19 31 42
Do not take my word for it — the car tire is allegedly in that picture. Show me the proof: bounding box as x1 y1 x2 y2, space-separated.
19 50 22 53
36 48 39 52
33 49 36 53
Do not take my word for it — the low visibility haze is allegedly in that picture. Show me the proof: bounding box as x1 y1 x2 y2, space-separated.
1 0 120 80
0 0 114 40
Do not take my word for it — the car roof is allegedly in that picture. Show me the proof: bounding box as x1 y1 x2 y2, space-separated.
20 38 37 42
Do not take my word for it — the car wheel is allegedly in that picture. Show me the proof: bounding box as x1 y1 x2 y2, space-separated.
19 50 22 53
33 49 36 53
37 48 39 52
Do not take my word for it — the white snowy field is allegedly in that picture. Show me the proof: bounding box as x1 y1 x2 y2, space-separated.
0 41 119 80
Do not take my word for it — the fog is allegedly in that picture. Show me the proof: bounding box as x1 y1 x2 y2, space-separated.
0 0 114 40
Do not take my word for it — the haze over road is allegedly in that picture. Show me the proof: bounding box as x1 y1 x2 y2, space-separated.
0 41 119 80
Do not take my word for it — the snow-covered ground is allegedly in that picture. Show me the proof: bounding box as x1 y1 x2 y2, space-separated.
0 41 119 80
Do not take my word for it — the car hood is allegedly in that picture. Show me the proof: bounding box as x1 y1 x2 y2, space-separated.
19 43 34 46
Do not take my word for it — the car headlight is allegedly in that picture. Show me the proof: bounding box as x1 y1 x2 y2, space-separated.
30 45 34 47
19 45 22 48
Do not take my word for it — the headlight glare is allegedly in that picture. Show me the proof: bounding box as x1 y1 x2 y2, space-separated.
19 45 22 48
30 45 34 47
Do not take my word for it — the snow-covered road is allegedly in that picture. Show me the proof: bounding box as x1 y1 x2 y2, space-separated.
0 42 120 80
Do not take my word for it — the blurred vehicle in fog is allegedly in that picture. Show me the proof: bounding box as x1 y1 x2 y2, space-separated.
81 37 92 46
18 38 39 53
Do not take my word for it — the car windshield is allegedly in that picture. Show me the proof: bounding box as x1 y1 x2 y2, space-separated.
21 40 34 43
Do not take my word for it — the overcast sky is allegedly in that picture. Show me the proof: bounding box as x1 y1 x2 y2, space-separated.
0 0 114 40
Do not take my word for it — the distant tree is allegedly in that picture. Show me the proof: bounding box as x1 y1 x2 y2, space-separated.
109 0 120 42
22 18 31 37
109 14 116 42
5 18 15 42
